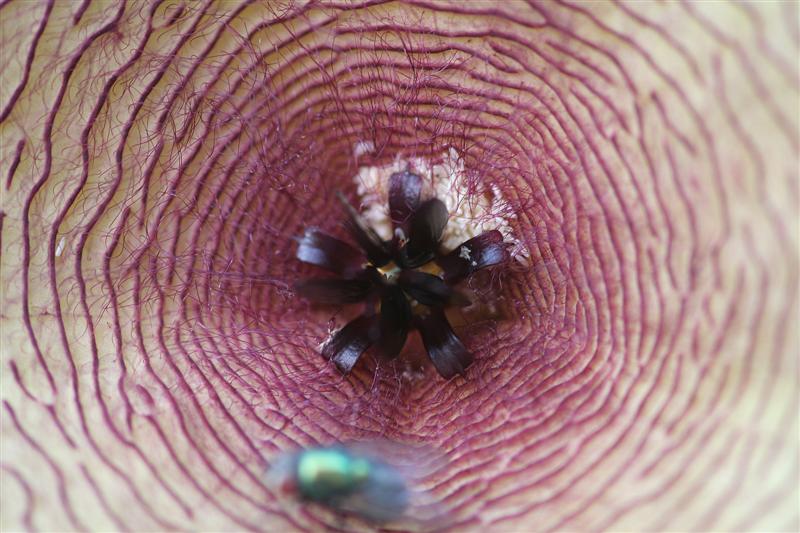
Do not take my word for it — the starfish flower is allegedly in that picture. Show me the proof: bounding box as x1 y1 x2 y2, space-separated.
295 170 510 379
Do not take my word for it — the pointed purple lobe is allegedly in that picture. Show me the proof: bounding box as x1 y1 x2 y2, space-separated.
336 192 391 267
406 198 448 267
388 170 422 225
322 315 379 373
377 285 411 358
415 309 472 379
296 229 365 277
437 230 509 284
294 278 373 305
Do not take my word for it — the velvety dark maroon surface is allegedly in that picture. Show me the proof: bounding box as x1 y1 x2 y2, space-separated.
0 1 797 531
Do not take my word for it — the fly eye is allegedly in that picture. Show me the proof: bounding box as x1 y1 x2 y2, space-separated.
280 478 297 496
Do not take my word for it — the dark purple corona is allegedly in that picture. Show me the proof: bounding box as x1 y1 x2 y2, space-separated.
295 170 511 379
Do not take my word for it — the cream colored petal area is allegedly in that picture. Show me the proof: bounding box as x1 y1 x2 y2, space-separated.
1 1 797 531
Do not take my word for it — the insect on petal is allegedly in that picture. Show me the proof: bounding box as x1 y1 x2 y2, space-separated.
406 198 448 267
294 278 374 305
334 457 410 522
336 192 392 267
397 270 469 307
415 309 472 379
322 315 379 373
437 230 509 284
266 443 437 526
388 170 422 226
377 286 411 358
296 228 365 277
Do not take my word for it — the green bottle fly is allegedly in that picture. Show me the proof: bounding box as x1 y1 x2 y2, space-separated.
295 447 372 501
268 445 411 523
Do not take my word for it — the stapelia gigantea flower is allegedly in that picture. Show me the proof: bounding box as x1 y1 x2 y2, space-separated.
294 170 510 379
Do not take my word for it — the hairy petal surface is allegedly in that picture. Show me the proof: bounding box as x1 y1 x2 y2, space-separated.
0 1 797 532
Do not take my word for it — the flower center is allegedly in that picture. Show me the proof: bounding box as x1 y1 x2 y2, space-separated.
377 263 402 283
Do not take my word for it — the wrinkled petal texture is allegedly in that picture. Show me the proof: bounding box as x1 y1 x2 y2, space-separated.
0 1 797 532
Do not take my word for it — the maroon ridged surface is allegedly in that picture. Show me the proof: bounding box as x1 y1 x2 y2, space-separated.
0 1 797 531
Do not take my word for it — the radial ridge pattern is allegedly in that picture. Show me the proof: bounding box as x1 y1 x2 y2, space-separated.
1 1 797 531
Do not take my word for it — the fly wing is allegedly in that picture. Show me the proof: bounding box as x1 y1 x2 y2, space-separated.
339 440 455 531
332 459 410 523
265 441 455 531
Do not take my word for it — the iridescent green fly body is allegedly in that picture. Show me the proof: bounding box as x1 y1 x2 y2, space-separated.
295 447 372 501
267 445 411 524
